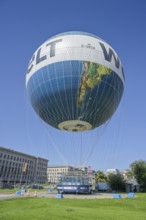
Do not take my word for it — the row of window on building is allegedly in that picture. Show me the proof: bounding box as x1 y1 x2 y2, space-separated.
0 147 48 185
0 153 47 167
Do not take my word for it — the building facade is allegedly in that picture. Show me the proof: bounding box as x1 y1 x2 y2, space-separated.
47 165 83 183
0 146 48 186
47 165 95 185
106 168 120 175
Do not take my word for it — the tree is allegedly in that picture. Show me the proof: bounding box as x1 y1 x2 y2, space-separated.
125 169 134 179
107 173 125 192
95 170 107 183
130 160 146 192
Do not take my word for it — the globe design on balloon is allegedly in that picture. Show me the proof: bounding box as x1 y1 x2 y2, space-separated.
26 32 124 132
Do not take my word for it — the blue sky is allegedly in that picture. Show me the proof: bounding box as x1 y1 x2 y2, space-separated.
0 0 146 171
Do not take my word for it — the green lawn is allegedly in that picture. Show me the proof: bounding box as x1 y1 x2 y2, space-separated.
0 193 146 220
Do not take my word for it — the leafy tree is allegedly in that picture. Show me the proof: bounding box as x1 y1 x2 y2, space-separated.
130 160 146 192
95 170 107 183
125 169 134 179
107 173 126 192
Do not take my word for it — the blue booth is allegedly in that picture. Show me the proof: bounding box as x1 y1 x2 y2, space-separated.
113 194 122 199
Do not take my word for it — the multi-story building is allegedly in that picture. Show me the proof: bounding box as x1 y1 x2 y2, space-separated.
0 146 48 186
47 165 95 184
47 165 81 183
106 168 120 175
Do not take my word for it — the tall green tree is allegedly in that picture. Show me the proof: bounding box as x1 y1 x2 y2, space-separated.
95 170 107 183
107 173 125 192
130 160 146 192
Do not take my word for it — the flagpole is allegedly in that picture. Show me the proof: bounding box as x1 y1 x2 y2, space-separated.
20 162 27 188
20 165 23 188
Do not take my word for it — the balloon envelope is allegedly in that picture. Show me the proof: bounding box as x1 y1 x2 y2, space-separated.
26 32 124 132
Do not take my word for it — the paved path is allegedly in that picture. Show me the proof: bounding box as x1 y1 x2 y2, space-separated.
0 192 127 200
0 194 16 200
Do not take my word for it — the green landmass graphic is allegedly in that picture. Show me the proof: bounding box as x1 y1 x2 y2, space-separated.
77 62 112 105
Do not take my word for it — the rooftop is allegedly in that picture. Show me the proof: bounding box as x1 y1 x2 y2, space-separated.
0 146 48 161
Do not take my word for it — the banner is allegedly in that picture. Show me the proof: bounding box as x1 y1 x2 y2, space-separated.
22 163 27 173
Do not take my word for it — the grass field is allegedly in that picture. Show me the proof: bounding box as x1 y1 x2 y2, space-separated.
0 193 146 220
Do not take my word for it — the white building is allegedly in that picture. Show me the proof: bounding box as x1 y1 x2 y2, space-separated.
106 168 120 175
47 165 79 183
121 170 139 192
